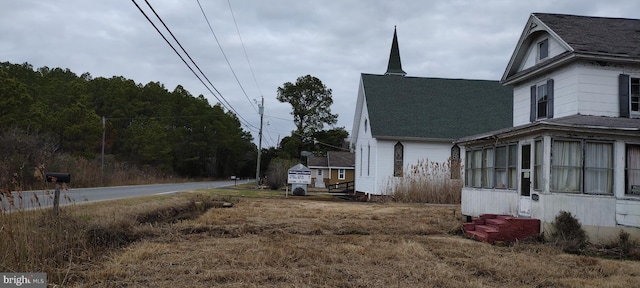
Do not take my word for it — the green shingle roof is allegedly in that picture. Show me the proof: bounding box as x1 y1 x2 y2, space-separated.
362 73 513 140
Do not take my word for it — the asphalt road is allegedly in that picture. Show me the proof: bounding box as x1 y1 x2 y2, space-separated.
1 179 251 211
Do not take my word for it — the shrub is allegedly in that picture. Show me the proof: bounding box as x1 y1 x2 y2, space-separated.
265 158 297 190
551 211 588 254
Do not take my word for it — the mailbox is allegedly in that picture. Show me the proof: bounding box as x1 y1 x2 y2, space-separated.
45 172 71 183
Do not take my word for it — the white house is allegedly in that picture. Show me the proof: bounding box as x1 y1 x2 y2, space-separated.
456 13 640 243
351 28 513 198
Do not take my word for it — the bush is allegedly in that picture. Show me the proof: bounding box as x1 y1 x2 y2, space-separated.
551 211 588 254
265 158 297 190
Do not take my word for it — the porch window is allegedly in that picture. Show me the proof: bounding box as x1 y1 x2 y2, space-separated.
534 140 543 191
551 140 613 194
338 169 346 180
465 150 471 186
393 142 403 177
465 144 517 189
482 148 495 188
495 146 507 188
472 150 482 187
508 144 517 189
584 142 613 194
626 144 640 195
551 140 582 192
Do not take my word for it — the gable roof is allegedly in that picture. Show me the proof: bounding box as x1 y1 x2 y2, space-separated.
503 13 640 84
534 13 640 58
307 151 355 168
385 27 406 76
362 73 513 140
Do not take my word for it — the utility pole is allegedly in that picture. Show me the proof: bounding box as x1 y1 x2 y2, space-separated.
101 116 106 185
255 96 264 189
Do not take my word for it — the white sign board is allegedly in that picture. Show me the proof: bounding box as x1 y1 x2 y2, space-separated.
288 169 311 184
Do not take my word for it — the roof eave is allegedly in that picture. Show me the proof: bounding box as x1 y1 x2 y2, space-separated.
374 135 455 143
456 120 640 146
502 52 640 85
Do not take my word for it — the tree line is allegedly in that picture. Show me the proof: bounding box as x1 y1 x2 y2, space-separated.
0 62 350 190
0 61 255 189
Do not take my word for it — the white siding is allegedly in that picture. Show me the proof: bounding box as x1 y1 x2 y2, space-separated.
617 200 640 227
354 90 377 195
513 65 579 126
461 188 519 217
513 61 640 126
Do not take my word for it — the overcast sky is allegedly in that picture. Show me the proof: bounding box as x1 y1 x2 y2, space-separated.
2 0 640 148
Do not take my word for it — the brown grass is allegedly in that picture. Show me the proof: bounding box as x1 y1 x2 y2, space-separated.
3 190 640 287
388 159 463 204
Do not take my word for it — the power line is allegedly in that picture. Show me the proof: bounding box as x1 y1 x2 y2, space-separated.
227 0 264 98
131 0 256 131
141 0 244 120
196 0 257 113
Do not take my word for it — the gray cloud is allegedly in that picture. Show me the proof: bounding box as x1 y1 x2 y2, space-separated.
2 0 640 148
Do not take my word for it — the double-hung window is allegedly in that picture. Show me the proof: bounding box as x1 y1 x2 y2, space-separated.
530 79 554 122
618 75 640 117
338 169 345 180
631 78 640 116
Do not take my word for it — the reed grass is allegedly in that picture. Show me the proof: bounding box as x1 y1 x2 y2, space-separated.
387 158 462 204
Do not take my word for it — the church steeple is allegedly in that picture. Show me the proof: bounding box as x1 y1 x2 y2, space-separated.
385 26 406 76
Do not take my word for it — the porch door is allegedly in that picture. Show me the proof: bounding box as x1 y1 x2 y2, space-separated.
519 144 532 217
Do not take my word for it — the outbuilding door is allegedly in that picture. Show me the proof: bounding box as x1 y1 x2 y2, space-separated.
315 169 325 188
519 144 532 217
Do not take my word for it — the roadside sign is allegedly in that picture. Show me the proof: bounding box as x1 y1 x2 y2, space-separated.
287 163 311 184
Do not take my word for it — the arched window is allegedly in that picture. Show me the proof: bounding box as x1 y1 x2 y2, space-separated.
451 145 461 179
394 142 404 177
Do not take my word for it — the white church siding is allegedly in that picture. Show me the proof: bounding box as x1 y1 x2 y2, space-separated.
373 139 452 195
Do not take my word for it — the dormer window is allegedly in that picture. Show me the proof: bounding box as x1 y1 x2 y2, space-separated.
538 39 549 60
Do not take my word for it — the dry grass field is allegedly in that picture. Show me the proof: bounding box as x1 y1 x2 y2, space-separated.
3 189 640 287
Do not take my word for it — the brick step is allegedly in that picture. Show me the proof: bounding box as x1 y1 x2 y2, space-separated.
464 214 540 244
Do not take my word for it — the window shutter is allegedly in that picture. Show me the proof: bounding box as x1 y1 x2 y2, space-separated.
530 85 536 122
546 79 554 119
619 74 630 118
